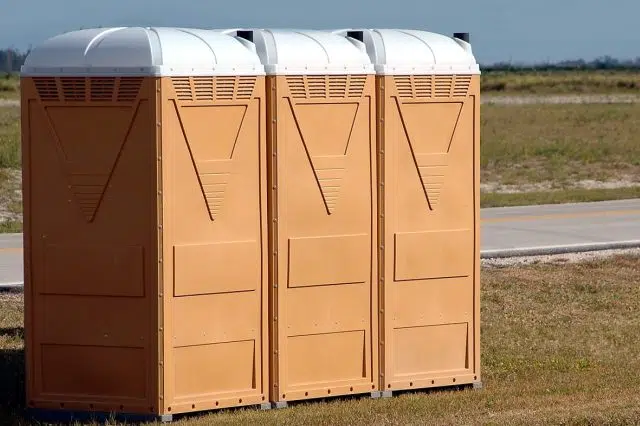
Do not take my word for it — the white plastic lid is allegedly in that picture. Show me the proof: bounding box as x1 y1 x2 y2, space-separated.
332 29 480 75
218 29 374 75
21 27 265 77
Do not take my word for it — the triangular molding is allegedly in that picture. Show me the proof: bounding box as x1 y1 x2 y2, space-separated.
42 102 141 222
289 100 359 214
397 100 464 210
174 102 248 220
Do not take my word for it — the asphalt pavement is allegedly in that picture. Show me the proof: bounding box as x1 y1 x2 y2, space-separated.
1 198 639 288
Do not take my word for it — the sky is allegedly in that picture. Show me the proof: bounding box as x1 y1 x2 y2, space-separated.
2 0 639 65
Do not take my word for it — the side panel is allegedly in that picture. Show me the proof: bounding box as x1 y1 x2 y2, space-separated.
381 75 480 391
22 76 160 414
161 76 268 414
271 75 378 402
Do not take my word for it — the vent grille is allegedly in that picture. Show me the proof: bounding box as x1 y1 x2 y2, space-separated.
33 77 143 102
61 78 86 101
116 77 144 102
33 77 58 101
89 78 117 101
286 75 367 99
394 75 471 99
172 77 257 101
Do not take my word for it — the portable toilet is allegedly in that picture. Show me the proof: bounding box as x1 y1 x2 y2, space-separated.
333 29 482 395
218 28 379 407
20 26 269 421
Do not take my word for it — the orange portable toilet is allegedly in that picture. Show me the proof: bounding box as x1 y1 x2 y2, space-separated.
334 29 482 395
220 28 379 407
20 27 269 422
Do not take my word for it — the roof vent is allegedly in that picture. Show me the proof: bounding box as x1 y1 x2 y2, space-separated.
236 30 254 43
453 32 470 43
346 31 364 43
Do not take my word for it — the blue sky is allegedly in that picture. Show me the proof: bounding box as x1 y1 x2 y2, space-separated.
2 0 639 64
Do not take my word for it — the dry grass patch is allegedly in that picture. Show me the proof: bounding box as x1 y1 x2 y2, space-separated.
481 103 640 187
0 76 20 100
481 70 640 94
2 256 640 424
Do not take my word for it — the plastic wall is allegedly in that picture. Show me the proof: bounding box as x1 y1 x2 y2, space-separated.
22 74 269 418
377 74 481 392
159 75 269 413
267 73 379 403
22 76 162 414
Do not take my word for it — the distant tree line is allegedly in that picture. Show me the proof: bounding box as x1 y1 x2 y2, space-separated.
2 47 640 74
1 48 30 73
480 56 640 72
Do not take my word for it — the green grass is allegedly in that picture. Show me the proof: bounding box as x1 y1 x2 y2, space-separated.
481 187 640 208
481 103 640 186
481 70 640 94
2 256 640 424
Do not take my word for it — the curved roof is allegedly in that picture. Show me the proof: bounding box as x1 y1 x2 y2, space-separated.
21 27 264 77
333 29 480 75
218 29 374 75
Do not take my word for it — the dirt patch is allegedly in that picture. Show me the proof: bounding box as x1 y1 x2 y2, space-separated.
481 178 640 194
482 247 640 268
482 93 640 105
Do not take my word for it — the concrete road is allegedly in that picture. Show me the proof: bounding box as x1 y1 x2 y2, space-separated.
0 232 26 288
481 198 640 257
1 198 639 287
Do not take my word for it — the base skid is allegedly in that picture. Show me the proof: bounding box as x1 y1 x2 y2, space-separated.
472 381 484 390
272 401 288 409
260 402 272 410
27 407 173 423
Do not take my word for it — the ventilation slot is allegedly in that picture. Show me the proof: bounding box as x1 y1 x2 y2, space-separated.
236 77 256 100
328 76 348 98
347 76 367 98
394 75 471 99
307 76 326 98
194 78 214 101
171 77 256 101
215 77 236 101
453 75 472 97
90 78 116 101
33 77 141 102
287 76 306 98
33 77 59 101
117 77 143 102
173 77 193 101
414 76 434 98
434 76 454 98
286 76 367 99
394 76 413 98
61 78 86 101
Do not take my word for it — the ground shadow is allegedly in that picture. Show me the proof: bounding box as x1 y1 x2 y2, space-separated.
0 326 26 425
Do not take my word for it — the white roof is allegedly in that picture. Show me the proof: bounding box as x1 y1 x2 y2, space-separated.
21 27 264 77
218 29 374 75
332 29 480 75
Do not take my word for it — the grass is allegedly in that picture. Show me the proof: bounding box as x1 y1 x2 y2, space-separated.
0 107 21 169
481 103 640 186
481 70 640 94
481 187 640 208
2 255 640 424
0 75 19 100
